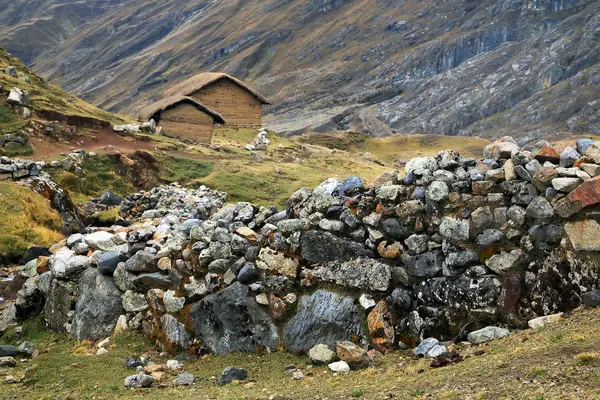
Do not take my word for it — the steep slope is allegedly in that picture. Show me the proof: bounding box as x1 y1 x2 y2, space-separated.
0 0 125 64
0 46 127 127
4 0 600 141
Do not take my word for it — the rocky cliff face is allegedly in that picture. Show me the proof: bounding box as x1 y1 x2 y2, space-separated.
5 136 600 353
1 0 598 140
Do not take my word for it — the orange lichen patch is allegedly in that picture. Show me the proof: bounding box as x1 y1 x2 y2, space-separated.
573 157 590 169
479 244 504 263
367 301 395 347
377 241 403 259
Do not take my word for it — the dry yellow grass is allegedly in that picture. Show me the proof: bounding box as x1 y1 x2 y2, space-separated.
0 181 64 263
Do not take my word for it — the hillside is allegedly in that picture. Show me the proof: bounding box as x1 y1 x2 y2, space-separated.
1 0 599 141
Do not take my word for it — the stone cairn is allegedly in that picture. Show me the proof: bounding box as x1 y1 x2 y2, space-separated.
5 136 600 366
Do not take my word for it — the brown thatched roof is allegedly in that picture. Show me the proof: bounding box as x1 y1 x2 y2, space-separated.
138 96 225 124
162 72 270 104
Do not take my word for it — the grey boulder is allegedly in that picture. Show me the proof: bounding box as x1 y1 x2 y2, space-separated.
189 282 279 355
284 290 363 353
70 269 123 341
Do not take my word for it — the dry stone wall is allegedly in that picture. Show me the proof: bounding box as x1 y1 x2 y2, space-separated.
6 136 600 355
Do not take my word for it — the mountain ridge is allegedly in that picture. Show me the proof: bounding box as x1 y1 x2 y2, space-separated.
1 0 599 141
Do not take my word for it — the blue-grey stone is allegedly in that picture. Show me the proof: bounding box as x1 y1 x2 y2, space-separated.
283 290 363 353
97 251 121 276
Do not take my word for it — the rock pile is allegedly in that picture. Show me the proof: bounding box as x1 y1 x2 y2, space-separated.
113 120 156 134
245 128 270 151
5 136 600 358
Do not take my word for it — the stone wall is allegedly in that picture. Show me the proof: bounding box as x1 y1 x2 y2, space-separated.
7 136 600 355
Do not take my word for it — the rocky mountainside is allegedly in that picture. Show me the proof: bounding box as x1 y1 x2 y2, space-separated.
0 0 125 64
1 0 599 141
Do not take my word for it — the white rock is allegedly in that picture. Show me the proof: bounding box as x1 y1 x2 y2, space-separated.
328 360 350 372
96 347 108 356
256 293 269 305
359 294 376 310
7 87 30 106
166 359 183 370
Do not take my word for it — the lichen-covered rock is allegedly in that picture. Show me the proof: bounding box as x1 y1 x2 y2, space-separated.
564 220 600 251
256 248 299 277
307 258 391 291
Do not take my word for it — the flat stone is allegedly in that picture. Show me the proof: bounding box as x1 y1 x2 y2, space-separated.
173 372 194 386
564 220 600 251
552 177 582 193
534 145 560 164
256 248 299 277
189 282 279 355
584 142 600 163
485 250 522 275
413 338 447 358
124 374 154 388
581 163 600 177
582 289 600 307
467 326 510 344
528 313 563 329
284 290 363 353
555 177 600 217
336 341 369 369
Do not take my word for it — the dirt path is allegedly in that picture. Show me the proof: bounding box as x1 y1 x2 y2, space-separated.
28 127 159 160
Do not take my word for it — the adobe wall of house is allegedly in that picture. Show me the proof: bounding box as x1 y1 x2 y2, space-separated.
160 103 214 144
189 79 262 126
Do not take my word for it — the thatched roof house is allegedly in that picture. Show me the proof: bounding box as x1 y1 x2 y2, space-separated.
162 72 269 127
139 96 224 144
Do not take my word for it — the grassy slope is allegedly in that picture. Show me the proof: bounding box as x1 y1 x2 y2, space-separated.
0 46 129 126
47 128 489 209
0 182 64 263
2 308 600 399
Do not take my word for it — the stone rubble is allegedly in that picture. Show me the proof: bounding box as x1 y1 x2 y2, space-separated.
4 135 600 363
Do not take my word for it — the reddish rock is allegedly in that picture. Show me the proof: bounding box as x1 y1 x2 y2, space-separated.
367 301 395 347
555 176 600 217
269 294 286 320
533 167 558 192
336 341 369 369
534 145 560 164
472 181 494 196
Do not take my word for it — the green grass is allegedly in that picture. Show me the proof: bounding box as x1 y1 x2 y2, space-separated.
51 153 135 203
157 155 214 184
4 307 600 399
0 181 63 263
